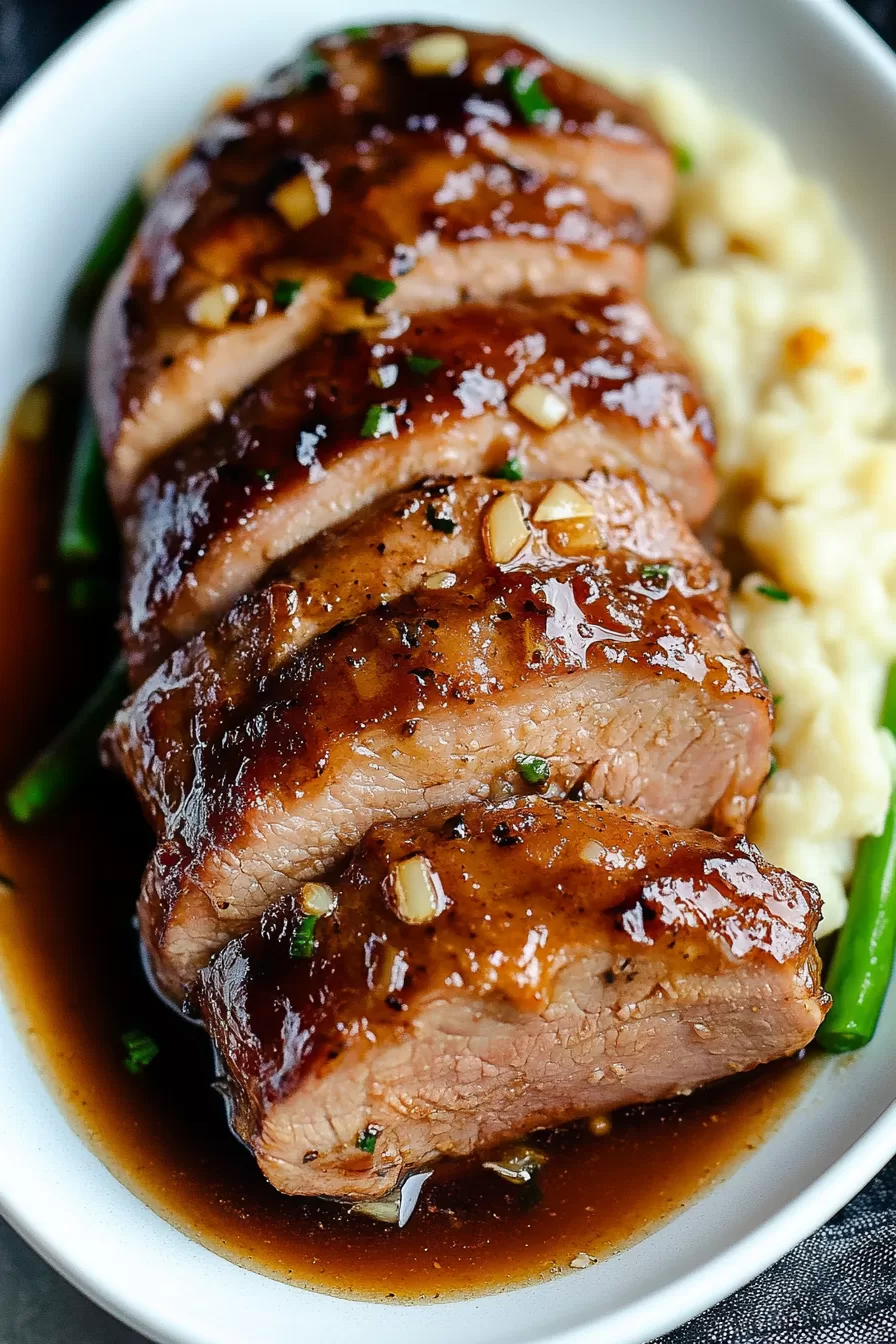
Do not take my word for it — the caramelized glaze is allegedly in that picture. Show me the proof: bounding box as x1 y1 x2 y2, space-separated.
91 25 675 500
121 292 715 680
198 798 823 1199
111 470 720 800
0 423 811 1299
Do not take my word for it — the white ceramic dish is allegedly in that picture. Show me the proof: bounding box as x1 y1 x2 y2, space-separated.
1 1 896 1340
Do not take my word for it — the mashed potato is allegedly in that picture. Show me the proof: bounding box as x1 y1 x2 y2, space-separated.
609 71 896 932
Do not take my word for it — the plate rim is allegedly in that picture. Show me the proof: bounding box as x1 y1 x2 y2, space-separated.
1 1 896 1342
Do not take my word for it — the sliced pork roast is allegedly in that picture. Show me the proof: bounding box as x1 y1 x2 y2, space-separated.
120 292 715 681
109 471 721 812
264 25 675 226
92 24 672 502
198 798 827 1200
121 529 770 1004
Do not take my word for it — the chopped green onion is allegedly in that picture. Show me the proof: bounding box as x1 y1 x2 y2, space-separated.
673 143 695 173
503 66 556 127
356 1124 381 1153
255 467 276 484
755 582 791 603
515 754 550 787
773 694 784 706
58 407 110 564
641 562 671 582
426 503 456 534
767 756 778 779
273 278 304 309
72 186 145 323
344 25 369 39
818 663 896 1053
122 1028 159 1075
360 404 397 439
494 457 524 482
290 914 318 958
6 656 127 824
406 354 442 377
347 272 397 304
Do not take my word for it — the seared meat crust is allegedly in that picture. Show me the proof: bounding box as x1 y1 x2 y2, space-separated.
92 24 672 501
120 292 714 682
128 540 770 1002
199 798 826 1199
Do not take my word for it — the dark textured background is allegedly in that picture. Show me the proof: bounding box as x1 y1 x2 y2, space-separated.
2 2 896 1340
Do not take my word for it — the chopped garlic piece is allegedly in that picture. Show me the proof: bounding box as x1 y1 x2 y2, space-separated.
186 283 240 330
391 855 447 923
533 482 594 524
510 382 569 431
406 32 468 77
270 173 319 230
483 493 530 565
299 882 336 917
422 571 457 590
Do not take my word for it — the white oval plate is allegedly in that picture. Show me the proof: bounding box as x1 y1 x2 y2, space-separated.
1 1 896 1341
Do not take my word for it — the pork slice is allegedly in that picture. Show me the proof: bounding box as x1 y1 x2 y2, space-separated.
197 797 826 1200
120 292 715 680
135 559 771 1004
92 133 644 504
109 470 722 804
272 24 675 227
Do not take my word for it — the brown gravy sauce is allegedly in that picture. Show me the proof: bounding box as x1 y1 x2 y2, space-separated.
0 420 807 1301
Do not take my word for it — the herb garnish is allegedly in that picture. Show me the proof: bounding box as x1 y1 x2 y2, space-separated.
344 25 369 39
347 272 397 304
494 457 524 481
426 503 456 534
406 354 442 377
503 66 556 126
641 562 671 582
360 404 398 439
290 914 318 958
767 756 779 779
515 754 551 787
122 1028 159 1075
673 144 694 173
356 1124 382 1154
756 582 791 603
273 279 304 309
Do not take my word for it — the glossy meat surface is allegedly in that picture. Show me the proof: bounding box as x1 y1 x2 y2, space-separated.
92 23 671 501
198 798 826 1199
120 292 715 681
109 470 720 814
129 547 770 1003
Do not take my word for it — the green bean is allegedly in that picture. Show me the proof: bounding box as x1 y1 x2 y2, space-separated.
58 406 109 563
71 185 145 324
59 187 144 563
6 656 127 824
817 663 896 1052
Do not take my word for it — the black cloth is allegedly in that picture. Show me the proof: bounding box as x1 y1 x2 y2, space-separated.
2 3 896 1341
